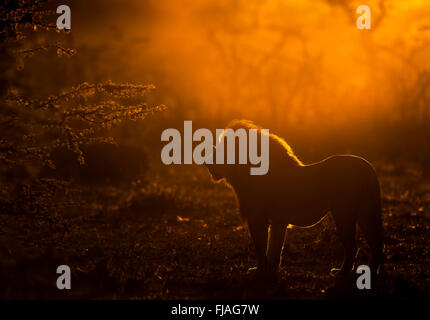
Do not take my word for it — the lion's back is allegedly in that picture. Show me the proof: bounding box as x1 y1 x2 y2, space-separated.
318 155 381 208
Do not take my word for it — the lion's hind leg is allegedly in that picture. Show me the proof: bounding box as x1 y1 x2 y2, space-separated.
331 210 358 282
357 206 384 275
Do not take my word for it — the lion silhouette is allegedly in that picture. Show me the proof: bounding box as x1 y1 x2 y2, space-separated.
205 120 384 283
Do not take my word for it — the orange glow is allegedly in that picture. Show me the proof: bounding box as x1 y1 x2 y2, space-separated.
68 0 430 150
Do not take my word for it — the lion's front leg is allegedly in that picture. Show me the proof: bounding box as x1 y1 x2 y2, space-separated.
246 216 269 274
266 223 286 275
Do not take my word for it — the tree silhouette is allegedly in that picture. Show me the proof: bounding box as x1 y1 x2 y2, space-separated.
0 0 165 214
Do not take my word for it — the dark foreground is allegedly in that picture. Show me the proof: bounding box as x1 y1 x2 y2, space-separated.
0 161 429 299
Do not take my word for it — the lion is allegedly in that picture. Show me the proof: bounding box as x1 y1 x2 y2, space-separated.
205 120 384 283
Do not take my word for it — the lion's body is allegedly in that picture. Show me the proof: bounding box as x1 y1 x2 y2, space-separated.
206 120 384 279
234 154 381 229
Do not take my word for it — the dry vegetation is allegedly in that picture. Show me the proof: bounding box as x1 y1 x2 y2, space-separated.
0 161 429 299
1 0 430 300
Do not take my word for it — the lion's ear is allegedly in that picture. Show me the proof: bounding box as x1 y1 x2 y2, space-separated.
202 145 216 168
205 164 223 182
202 145 216 166
204 145 225 182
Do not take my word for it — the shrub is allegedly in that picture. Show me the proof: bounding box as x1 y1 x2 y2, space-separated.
0 0 165 214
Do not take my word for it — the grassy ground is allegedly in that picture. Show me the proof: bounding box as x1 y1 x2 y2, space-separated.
0 160 429 299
